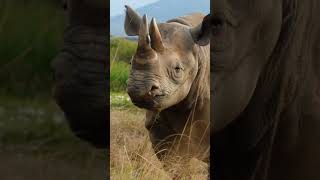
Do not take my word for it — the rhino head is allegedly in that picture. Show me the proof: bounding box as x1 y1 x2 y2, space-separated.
125 6 209 112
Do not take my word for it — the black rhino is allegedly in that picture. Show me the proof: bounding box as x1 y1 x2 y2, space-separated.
124 5 210 178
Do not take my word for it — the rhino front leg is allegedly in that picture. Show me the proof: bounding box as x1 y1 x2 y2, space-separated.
51 0 108 148
150 130 192 179
146 113 192 178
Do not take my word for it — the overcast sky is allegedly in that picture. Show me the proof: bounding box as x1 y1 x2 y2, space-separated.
110 0 159 17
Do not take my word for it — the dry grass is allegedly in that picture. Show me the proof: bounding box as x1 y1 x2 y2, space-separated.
110 108 208 180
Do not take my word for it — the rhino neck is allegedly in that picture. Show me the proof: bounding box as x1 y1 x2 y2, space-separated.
185 45 210 111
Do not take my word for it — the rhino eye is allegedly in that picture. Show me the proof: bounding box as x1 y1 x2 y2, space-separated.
171 63 184 81
172 65 184 81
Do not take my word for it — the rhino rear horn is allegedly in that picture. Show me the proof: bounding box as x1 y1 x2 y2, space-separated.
124 5 142 36
150 18 165 52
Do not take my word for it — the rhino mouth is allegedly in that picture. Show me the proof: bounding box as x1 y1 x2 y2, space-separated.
136 93 167 108
132 99 161 110
127 84 168 110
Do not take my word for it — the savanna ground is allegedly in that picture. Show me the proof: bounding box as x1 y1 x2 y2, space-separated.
110 38 208 179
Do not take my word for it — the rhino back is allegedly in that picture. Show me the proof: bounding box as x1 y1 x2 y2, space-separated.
167 13 205 27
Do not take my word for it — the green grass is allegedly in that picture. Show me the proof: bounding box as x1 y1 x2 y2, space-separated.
0 0 64 97
110 61 130 92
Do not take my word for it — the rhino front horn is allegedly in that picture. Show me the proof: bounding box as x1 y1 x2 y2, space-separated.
137 14 157 60
138 14 151 49
150 18 165 52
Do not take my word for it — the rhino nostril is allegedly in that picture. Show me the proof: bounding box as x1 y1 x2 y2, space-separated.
150 85 159 92
147 85 161 97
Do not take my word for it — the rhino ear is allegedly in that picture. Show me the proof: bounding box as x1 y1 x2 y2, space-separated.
190 14 211 46
124 5 142 36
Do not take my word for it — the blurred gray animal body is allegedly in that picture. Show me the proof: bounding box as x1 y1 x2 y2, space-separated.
198 1 320 179
51 0 108 148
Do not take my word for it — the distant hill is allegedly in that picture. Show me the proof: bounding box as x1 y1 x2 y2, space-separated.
110 0 209 37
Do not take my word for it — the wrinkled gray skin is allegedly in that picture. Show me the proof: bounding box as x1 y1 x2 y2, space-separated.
124 6 210 177
198 0 320 179
51 0 108 148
